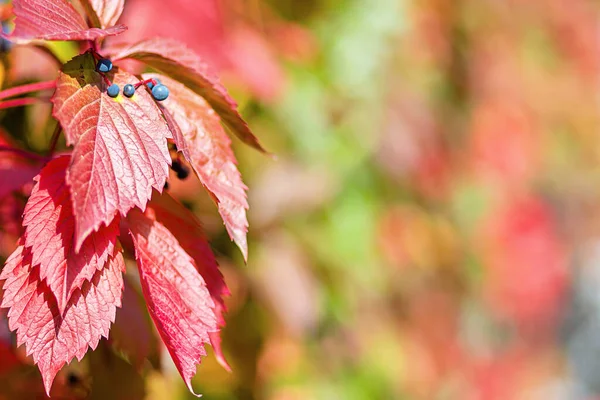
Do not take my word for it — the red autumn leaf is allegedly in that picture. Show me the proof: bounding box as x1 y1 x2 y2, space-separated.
150 73 249 260
22 156 119 313
110 38 267 153
0 244 125 395
127 207 219 396
148 192 231 370
80 0 125 29
7 0 126 43
51 53 172 250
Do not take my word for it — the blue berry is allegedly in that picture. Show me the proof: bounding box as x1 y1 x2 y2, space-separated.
107 84 120 98
147 79 161 90
96 58 113 73
171 160 190 180
123 84 135 97
151 84 169 101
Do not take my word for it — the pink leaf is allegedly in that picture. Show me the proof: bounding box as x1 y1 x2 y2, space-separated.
148 192 231 370
51 53 172 250
0 244 125 395
150 74 249 260
8 0 126 43
22 156 119 313
111 38 266 153
80 0 125 29
127 207 219 396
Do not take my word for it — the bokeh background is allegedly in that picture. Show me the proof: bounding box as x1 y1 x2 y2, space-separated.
2 0 600 399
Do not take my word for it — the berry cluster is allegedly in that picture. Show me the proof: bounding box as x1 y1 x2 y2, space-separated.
95 57 169 102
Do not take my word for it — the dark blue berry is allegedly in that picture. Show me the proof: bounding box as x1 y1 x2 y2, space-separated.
96 58 113 73
123 84 135 97
147 79 161 90
107 84 120 98
151 84 169 101
171 160 190 180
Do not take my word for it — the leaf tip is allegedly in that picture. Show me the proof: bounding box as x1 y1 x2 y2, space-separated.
41 368 59 397
209 331 232 372
184 380 203 398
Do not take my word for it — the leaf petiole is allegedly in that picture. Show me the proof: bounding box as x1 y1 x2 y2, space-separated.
47 123 62 156
134 78 158 90
0 97 49 110
0 80 56 101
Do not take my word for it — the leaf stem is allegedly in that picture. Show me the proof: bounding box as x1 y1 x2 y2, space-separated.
0 81 56 101
48 123 62 156
0 97 47 109
100 73 112 87
0 146 47 162
134 78 158 89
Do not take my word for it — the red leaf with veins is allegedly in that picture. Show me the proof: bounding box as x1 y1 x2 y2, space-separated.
111 38 267 153
127 208 219 396
51 54 172 250
148 192 231 370
22 156 119 313
0 244 125 395
80 0 125 29
8 0 126 43
151 74 249 260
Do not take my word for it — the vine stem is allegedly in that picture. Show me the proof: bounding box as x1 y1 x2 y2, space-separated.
134 78 158 89
0 80 56 101
0 97 48 110
0 146 47 162
48 123 62 156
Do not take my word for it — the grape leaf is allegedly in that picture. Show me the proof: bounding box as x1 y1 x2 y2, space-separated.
149 73 249 261
8 0 126 43
80 0 125 29
0 245 125 395
127 207 219 396
111 38 267 153
148 192 231 370
51 53 172 251
22 156 119 313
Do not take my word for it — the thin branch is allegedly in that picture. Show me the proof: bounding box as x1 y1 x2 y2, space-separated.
0 81 56 101
0 97 47 110
48 122 62 156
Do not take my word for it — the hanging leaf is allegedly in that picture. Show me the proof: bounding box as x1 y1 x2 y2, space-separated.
127 208 219 396
151 74 249 260
51 54 172 250
112 38 266 152
0 245 125 395
7 0 126 43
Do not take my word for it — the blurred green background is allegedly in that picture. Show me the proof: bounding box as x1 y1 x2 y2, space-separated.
3 0 600 399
